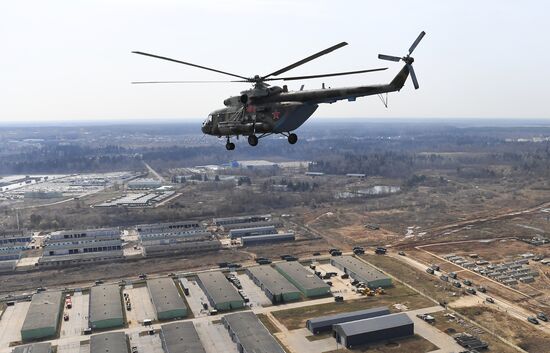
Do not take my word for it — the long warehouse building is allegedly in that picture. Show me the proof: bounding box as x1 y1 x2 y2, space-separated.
20 291 63 341
246 265 301 303
333 313 414 348
229 226 276 239
12 343 52 353
274 261 331 297
90 332 128 353
89 284 124 329
196 272 244 310
306 306 391 334
161 321 206 353
331 256 392 288
222 312 286 353
242 233 295 246
147 278 188 320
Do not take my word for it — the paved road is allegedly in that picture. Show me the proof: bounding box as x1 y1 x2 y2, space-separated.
143 161 165 182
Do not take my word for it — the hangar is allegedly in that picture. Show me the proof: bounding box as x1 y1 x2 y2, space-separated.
274 261 331 297
331 256 392 288
247 265 301 303
20 291 63 341
306 306 391 334
90 332 128 353
196 271 244 310
333 313 414 348
12 343 52 353
222 312 285 353
161 321 206 353
147 278 188 320
89 284 124 329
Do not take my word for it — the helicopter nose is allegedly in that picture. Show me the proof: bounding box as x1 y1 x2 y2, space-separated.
201 124 210 134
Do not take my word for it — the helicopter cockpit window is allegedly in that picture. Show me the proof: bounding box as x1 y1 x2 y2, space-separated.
203 115 213 126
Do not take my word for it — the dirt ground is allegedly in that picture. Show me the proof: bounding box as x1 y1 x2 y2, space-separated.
455 306 550 353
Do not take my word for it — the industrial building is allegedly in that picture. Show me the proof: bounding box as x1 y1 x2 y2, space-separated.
196 271 244 310
242 233 295 246
20 291 63 341
222 312 286 353
12 343 52 353
94 191 175 207
229 226 276 239
147 278 188 320
306 307 391 334
142 239 221 257
89 284 124 329
90 332 128 353
161 321 206 353
136 221 202 236
246 265 301 303
333 313 414 348
331 256 392 288
0 230 31 271
127 178 163 189
39 227 123 267
274 262 331 297
221 219 283 232
213 214 271 226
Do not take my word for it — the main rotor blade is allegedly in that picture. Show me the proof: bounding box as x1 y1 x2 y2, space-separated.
262 42 348 79
264 67 388 81
408 31 426 55
132 51 250 80
378 54 401 62
131 80 237 84
408 64 419 89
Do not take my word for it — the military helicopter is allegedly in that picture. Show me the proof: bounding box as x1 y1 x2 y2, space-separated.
133 31 425 150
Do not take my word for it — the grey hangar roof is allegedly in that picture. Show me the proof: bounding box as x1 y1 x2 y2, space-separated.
89 285 123 323
21 291 62 332
247 265 299 295
90 332 128 353
222 312 285 353
334 312 413 336
161 321 206 353
147 278 187 315
274 261 329 291
196 271 242 304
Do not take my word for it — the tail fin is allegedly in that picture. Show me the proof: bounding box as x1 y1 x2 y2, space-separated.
389 65 410 92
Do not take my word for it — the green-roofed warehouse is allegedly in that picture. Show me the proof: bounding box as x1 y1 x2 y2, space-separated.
331 256 392 288
12 343 52 353
20 291 63 341
246 265 301 303
196 272 244 311
89 285 124 329
147 278 188 320
274 262 331 298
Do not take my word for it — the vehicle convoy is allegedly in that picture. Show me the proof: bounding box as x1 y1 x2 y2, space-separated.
133 32 425 150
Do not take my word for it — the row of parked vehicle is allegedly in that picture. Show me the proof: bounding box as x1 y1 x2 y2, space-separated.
124 292 132 311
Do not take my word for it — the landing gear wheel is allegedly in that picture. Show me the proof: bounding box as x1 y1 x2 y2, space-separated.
248 135 258 146
225 142 235 150
287 133 298 144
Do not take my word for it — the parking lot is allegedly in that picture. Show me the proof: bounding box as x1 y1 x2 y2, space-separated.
124 285 156 327
195 320 239 353
181 278 209 317
128 330 164 353
236 273 272 308
60 292 89 338
0 301 31 347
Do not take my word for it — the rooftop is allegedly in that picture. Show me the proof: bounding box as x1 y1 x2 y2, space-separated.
12 343 52 353
21 291 62 332
331 256 390 283
247 265 300 295
161 322 206 353
89 285 123 324
274 261 330 291
147 278 187 315
334 313 413 336
90 332 128 353
223 312 285 353
307 306 390 328
196 271 243 305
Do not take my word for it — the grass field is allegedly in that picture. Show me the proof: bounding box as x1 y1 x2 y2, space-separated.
272 282 433 330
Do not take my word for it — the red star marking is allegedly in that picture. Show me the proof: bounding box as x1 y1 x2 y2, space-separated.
272 111 281 120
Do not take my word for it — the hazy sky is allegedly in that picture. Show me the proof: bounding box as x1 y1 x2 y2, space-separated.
1 0 549 122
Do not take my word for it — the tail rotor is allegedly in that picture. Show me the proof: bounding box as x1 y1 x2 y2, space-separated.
378 31 425 89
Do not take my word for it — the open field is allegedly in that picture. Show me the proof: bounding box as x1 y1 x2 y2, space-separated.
272 282 433 330
455 306 550 353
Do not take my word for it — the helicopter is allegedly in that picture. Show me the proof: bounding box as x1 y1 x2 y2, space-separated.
132 31 425 150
